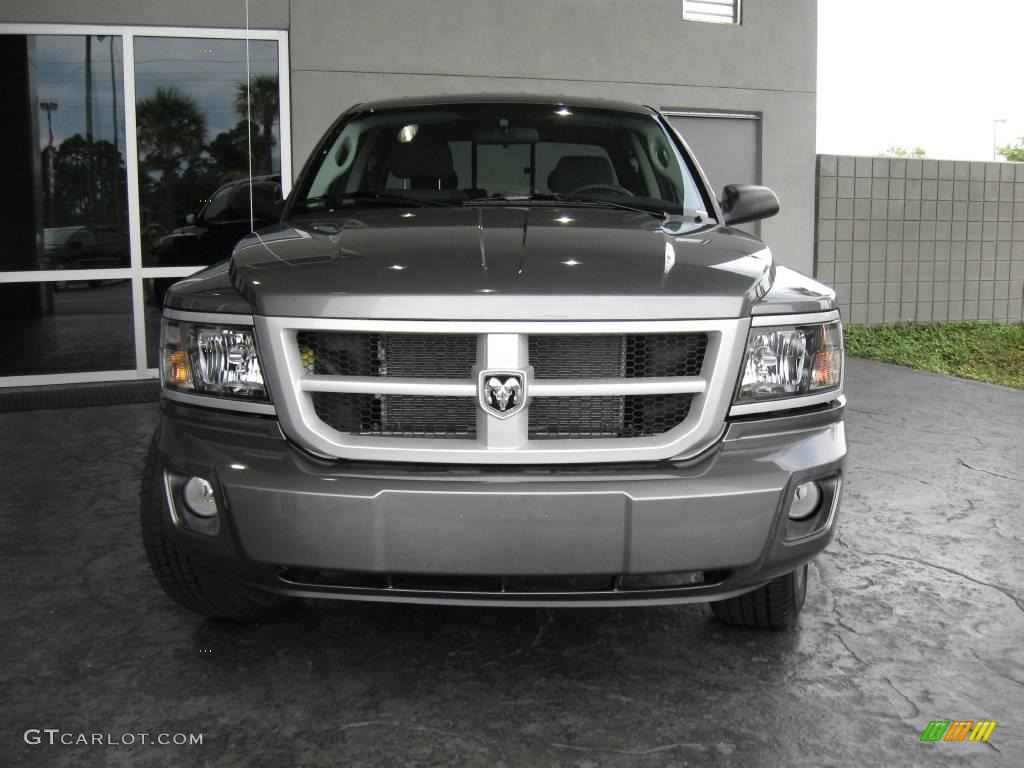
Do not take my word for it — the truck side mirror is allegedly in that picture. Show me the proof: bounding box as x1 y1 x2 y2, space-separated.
230 182 283 223
720 184 780 226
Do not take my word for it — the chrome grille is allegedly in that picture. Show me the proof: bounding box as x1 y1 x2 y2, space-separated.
259 316 748 465
529 395 695 439
530 334 708 378
312 393 476 438
296 331 476 378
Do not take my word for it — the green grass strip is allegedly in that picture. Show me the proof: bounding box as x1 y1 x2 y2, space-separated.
844 322 1024 389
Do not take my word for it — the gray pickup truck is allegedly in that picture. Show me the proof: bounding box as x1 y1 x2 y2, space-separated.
143 95 846 629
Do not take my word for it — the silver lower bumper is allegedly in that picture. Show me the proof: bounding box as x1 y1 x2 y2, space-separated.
158 400 846 606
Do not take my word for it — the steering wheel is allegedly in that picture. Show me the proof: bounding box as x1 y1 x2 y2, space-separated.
569 184 635 197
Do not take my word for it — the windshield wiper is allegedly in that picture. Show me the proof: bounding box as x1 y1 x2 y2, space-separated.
295 191 453 212
463 193 670 221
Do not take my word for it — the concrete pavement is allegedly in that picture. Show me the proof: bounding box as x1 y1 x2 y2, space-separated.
2 359 1022 767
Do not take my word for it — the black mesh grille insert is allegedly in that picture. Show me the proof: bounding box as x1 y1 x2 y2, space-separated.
529 394 695 439
312 393 476 438
296 332 476 378
529 334 708 379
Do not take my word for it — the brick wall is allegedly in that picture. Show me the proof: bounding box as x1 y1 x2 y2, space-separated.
814 155 1024 324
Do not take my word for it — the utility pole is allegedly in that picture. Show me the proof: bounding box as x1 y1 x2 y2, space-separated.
85 35 95 224
99 34 121 228
40 101 58 227
993 118 1006 161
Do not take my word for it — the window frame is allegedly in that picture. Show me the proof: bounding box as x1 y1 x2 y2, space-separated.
0 23 291 387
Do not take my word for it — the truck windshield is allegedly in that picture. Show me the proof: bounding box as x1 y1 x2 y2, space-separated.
292 103 709 217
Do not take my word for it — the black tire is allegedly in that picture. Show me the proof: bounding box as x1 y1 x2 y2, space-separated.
709 563 808 630
140 429 292 621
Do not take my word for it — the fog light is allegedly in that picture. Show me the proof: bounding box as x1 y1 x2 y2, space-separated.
788 481 821 520
182 477 218 517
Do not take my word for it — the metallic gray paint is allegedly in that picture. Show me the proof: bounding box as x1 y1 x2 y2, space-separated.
165 233 838 319
750 265 837 315
353 92 659 116
163 261 252 314
156 400 846 606
226 209 779 320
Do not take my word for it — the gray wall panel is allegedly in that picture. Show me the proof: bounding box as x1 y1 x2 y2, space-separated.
666 114 760 191
815 155 1024 325
290 0 816 94
0 0 287 28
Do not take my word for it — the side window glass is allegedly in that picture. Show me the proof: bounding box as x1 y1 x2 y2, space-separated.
202 186 235 221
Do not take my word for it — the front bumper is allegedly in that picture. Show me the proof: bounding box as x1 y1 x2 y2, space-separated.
157 399 846 607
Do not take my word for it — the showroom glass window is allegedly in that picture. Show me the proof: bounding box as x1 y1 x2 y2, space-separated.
133 36 281 267
0 34 133 376
132 36 282 367
0 27 289 385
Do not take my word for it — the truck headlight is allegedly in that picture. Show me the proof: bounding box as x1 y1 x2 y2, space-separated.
161 319 269 401
735 319 843 404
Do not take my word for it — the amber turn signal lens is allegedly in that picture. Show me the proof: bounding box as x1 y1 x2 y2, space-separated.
168 351 190 386
811 349 841 389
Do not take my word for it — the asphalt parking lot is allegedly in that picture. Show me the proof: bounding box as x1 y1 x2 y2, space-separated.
2 359 1022 767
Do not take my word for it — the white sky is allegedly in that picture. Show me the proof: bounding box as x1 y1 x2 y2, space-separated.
817 0 1024 160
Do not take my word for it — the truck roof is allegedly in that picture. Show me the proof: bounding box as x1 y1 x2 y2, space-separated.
355 92 657 115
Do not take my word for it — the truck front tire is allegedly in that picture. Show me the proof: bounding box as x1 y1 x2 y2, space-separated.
709 564 808 630
140 430 292 621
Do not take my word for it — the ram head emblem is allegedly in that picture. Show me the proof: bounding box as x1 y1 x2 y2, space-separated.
481 373 525 417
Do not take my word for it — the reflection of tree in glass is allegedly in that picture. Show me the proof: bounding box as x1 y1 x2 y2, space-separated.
235 75 279 175
207 122 251 173
41 137 126 227
132 79 280 232
137 87 207 228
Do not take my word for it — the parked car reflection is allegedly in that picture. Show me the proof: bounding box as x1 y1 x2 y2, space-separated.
150 175 282 305
43 225 130 289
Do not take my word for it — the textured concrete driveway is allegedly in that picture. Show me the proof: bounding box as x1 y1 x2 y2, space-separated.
2 360 1022 767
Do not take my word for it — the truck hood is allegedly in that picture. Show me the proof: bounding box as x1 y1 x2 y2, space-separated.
229 206 774 320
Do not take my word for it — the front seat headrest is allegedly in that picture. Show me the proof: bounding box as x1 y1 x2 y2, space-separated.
387 139 456 189
547 155 615 194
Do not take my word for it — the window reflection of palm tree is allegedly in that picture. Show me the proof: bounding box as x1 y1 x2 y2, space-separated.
235 75 279 174
136 87 206 229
